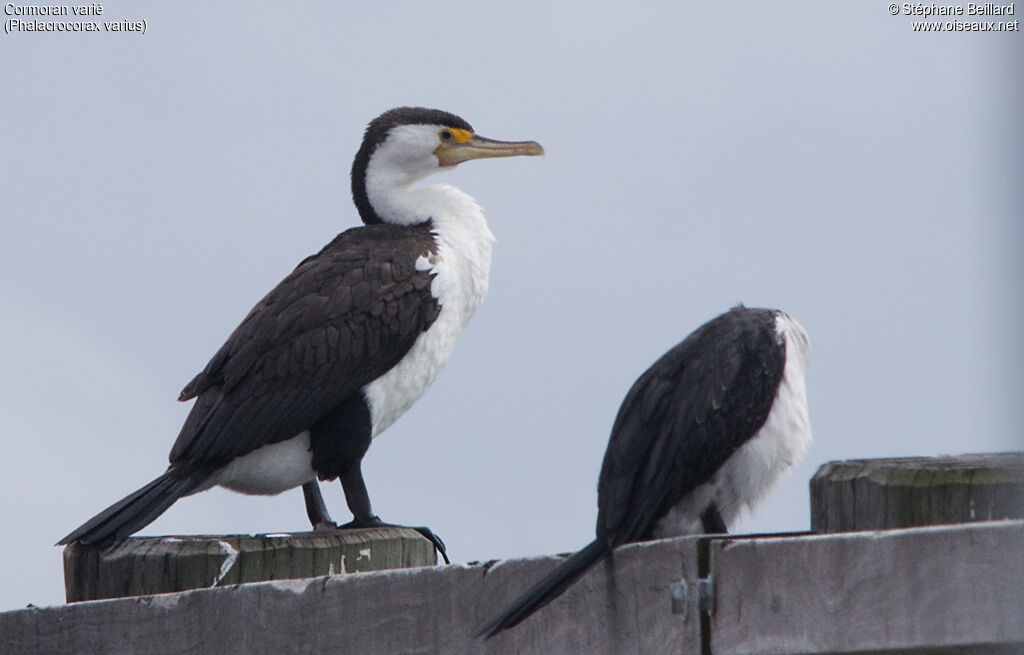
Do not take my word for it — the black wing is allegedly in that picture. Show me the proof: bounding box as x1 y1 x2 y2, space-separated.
168 222 441 469
595 306 785 544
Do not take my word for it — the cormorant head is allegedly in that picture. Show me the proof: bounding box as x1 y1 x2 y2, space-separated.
351 107 543 225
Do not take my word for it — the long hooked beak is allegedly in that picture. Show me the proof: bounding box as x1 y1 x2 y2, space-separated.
435 133 544 168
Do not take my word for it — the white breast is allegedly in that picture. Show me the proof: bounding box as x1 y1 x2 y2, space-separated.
362 184 494 437
652 312 813 537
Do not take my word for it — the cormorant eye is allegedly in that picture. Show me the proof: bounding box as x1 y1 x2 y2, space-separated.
440 130 453 141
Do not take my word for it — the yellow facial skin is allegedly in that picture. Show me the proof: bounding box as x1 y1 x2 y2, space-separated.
434 128 544 168
446 128 474 144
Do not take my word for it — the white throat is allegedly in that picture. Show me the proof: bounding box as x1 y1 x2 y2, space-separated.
362 125 496 315
364 124 454 226
359 127 497 436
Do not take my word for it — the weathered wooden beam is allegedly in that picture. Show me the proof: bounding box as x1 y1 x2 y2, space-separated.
14 536 704 655
709 520 1024 654
10 522 1024 654
63 527 436 602
810 451 1024 533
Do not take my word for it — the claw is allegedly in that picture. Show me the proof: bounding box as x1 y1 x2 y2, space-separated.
412 526 449 565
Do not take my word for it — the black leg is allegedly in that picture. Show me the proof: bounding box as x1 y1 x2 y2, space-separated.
701 503 729 534
308 395 449 564
339 462 375 523
337 463 450 565
302 481 337 530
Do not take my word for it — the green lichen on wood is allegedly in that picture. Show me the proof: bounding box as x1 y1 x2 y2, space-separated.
811 452 1024 533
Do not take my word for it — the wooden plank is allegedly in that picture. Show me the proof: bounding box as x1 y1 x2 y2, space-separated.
6 536 704 655
810 452 1024 532
709 520 1024 654
63 527 437 602
477 537 703 654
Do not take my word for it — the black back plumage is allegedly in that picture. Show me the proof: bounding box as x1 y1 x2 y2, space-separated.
597 306 786 543
169 222 441 470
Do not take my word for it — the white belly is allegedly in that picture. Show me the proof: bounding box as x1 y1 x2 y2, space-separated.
196 431 318 496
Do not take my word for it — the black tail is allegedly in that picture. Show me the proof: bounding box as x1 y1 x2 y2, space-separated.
477 539 610 640
57 469 206 547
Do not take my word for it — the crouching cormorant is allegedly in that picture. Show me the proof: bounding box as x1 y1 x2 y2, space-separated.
479 305 811 636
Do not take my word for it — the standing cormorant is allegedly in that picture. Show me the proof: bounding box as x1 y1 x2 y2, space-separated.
59 107 544 563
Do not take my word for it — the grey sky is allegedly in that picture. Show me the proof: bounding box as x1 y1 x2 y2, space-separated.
2 2 1020 612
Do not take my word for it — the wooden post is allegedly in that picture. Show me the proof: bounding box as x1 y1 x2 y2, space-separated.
810 452 1024 533
63 527 437 603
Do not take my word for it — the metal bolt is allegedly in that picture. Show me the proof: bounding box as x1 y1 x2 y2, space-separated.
669 577 714 616
670 579 689 615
